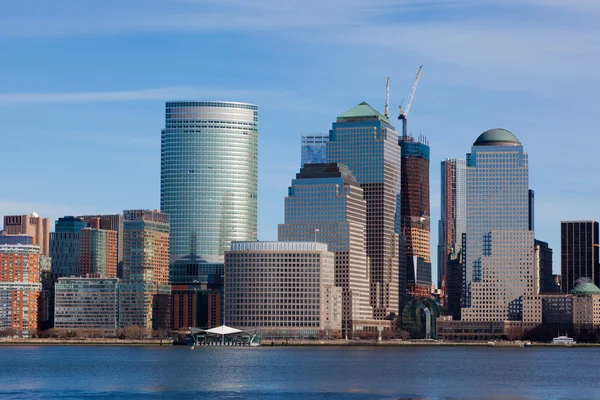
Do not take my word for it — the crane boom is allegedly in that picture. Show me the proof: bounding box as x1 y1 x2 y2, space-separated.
384 77 390 119
398 65 423 139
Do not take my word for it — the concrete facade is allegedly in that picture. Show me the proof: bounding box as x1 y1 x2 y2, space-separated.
224 241 342 338
2 214 50 255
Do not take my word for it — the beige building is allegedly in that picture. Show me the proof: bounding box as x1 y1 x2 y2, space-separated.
2 214 50 255
278 163 388 337
224 241 342 338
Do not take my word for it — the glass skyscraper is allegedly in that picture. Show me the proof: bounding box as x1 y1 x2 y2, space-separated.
160 101 258 266
301 134 328 167
462 129 534 322
326 102 401 319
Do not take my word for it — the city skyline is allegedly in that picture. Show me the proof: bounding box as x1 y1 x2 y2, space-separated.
2 1 600 281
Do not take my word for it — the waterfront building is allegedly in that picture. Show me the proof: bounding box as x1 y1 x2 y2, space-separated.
160 101 258 264
78 214 124 276
437 159 466 303
0 244 42 336
171 283 221 330
535 240 555 293
80 218 118 278
38 254 53 330
224 241 342 338
2 214 50 255
301 134 328 166
399 135 431 297
561 221 599 293
50 216 87 281
461 129 534 322
119 210 170 330
326 102 401 319
54 277 119 334
278 163 388 336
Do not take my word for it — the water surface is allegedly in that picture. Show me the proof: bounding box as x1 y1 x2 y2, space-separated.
0 345 596 399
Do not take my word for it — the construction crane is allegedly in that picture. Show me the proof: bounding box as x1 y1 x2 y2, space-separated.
384 77 390 119
398 65 423 139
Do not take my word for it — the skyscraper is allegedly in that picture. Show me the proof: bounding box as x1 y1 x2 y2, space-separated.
80 218 118 278
278 163 386 336
301 134 328 166
535 239 555 293
2 214 50 255
462 129 534 322
50 216 87 280
119 210 170 330
399 134 431 296
0 243 41 336
78 214 124 276
160 101 258 264
561 221 599 293
326 102 401 319
437 159 466 307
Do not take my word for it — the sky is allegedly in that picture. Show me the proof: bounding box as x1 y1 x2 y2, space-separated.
1 0 600 279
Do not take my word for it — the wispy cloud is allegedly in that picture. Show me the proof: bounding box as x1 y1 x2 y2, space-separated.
0 87 293 105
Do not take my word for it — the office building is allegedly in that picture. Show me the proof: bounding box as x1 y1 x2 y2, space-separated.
225 242 342 338
171 283 221 330
301 134 328 166
278 163 388 336
50 216 87 280
0 244 42 336
38 254 53 330
80 218 118 278
54 277 119 333
461 129 534 322
78 214 124 276
561 221 599 293
326 102 401 319
119 210 170 330
437 159 466 297
535 240 555 293
2 214 50 255
399 134 431 296
160 101 258 264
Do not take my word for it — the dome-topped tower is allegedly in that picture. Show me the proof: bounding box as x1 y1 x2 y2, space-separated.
473 128 520 146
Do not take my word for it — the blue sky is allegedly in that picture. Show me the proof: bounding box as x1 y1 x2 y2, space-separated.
1 0 600 279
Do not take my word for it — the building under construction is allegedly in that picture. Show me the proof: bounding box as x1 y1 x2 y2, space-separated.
399 134 432 297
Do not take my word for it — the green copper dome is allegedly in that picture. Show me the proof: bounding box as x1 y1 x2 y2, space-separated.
570 282 600 295
473 128 520 146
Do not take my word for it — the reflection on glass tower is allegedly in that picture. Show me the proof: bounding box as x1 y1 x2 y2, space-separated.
160 101 258 278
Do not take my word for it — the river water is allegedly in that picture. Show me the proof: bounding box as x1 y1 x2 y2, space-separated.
0 345 597 399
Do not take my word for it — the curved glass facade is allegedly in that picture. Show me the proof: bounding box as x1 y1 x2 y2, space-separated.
161 101 258 263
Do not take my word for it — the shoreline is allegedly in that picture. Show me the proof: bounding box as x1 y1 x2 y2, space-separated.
1 337 598 347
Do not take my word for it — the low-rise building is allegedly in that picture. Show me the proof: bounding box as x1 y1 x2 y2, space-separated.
225 241 342 338
54 277 119 334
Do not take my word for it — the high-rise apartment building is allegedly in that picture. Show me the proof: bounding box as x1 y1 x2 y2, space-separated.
437 159 466 292
462 129 534 322
225 241 342 338
326 102 401 319
50 216 87 280
561 221 599 292
54 277 119 333
160 101 258 264
278 163 387 336
80 218 118 278
2 214 50 255
301 134 328 166
78 214 124 275
119 210 170 330
0 243 42 336
399 135 431 296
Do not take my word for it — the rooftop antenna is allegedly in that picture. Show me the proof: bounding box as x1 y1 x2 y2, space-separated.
384 77 390 119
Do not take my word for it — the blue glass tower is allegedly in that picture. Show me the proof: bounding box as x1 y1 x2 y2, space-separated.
161 101 258 271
